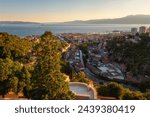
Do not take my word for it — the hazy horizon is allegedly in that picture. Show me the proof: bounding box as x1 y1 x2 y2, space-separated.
0 0 150 23
0 14 149 23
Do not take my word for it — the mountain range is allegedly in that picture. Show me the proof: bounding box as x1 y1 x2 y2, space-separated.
63 15 150 24
0 21 40 24
0 15 150 24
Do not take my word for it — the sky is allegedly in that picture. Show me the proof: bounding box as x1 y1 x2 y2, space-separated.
0 0 150 22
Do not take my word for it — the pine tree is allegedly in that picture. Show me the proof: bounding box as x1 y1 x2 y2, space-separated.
30 32 74 100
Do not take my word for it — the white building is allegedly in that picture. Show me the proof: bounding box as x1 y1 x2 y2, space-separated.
149 27 150 36
139 26 147 34
131 28 138 35
147 27 150 36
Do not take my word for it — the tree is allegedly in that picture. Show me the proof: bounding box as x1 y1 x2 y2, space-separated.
97 82 147 100
72 71 89 83
0 32 33 97
0 58 31 96
30 32 75 100
9 77 18 93
98 82 124 99
122 90 144 100
0 32 32 61
61 61 72 76
0 58 13 81
139 81 150 92
0 80 10 98
107 36 150 76
97 85 109 96
107 82 124 99
143 92 150 100
0 58 14 96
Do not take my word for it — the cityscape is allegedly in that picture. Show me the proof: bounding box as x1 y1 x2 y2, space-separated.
0 0 150 100
0 26 149 100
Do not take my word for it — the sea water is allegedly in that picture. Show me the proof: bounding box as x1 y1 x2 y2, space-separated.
0 23 149 37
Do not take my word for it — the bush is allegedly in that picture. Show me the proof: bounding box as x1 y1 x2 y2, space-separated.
98 82 124 99
122 90 144 100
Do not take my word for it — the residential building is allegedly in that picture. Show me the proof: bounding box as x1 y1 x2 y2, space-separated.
139 26 147 34
149 27 150 36
131 28 138 35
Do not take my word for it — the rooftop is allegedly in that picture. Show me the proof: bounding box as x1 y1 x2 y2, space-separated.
97 64 124 80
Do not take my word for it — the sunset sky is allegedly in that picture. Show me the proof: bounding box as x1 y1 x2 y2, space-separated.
0 0 149 22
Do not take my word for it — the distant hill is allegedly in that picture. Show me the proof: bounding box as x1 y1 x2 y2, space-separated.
0 21 40 25
63 15 150 24
1 15 150 25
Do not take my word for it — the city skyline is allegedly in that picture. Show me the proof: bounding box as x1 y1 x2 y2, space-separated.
0 0 150 22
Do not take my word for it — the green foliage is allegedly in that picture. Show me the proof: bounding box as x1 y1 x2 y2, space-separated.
79 42 99 54
60 41 68 49
0 32 75 99
122 90 144 100
98 82 124 99
72 71 89 83
139 81 150 92
0 58 14 81
9 77 18 93
21 66 31 79
30 32 75 100
61 61 76 78
79 43 88 54
107 36 150 76
97 82 149 100
143 92 150 100
0 32 32 96
0 32 32 61
0 80 10 97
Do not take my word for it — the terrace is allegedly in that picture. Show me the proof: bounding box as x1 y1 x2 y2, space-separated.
69 82 97 100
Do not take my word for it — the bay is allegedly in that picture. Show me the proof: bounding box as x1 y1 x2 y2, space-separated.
0 24 149 37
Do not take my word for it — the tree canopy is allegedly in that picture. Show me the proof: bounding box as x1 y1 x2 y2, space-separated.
97 82 124 99
97 82 148 100
30 32 75 100
107 36 150 76
0 32 32 97
72 71 89 83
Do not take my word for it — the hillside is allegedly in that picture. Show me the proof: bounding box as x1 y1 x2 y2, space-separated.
0 21 40 25
63 15 150 24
